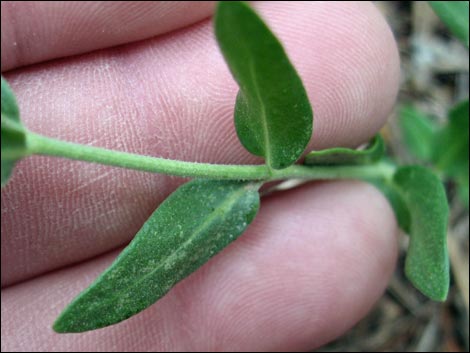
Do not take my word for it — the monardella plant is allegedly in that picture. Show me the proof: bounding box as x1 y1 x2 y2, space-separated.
1 2 449 333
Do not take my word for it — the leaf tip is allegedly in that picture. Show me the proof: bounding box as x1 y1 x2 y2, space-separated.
52 316 71 334
52 302 90 334
405 263 450 302
52 310 91 334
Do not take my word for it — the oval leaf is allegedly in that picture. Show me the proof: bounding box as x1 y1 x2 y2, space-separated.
393 166 449 301
215 1 313 169
1 76 28 187
304 135 385 166
429 1 469 47
53 179 260 333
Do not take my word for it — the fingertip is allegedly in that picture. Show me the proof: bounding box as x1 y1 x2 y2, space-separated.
1 1 401 287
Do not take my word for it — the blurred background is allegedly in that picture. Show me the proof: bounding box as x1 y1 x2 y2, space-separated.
319 2 469 352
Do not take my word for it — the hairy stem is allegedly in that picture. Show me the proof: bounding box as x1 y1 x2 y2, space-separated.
27 132 395 182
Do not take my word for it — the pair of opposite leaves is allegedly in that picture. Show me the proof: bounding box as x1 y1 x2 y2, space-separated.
55 1 313 331
53 141 449 333
0 1 449 333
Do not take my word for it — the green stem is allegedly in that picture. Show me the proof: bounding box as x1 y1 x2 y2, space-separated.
26 132 395 182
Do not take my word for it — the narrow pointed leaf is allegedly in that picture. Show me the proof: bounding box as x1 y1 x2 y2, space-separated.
54 180 260 333
429 1 469 47
304 135 385 166
1 76 28 187
215 1 313 169
393 166 449 301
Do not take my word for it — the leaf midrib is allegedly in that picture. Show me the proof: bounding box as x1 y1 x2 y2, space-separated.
246 58 272 168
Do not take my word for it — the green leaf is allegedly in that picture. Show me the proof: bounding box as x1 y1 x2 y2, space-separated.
429 1 469 47
434 100 469 194
53 179 260 333
215 1 313 169
304 135 385 166
369 178 411 234
1 76 28 187
399 105 437 162
393 166 449 301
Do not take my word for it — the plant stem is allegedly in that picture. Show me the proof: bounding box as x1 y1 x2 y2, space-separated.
27 132 269 179
27 132 395 182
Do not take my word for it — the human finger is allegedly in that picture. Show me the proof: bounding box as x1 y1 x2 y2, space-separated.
1 181 397 351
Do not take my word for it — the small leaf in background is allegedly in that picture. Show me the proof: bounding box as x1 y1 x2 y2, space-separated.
393 166 449 301
1 76 28 187
399 105 438 162
433 99 469 207
53 179 260 333
304 135 385 166
215 1 313 170
429 1 469 47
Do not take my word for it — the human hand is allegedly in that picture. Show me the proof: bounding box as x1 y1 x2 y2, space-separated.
1 1 400 351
